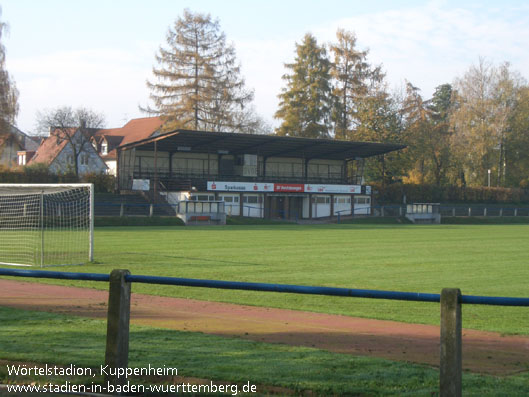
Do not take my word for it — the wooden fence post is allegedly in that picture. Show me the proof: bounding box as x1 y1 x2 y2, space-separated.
440 288 462 397
104 269 131 388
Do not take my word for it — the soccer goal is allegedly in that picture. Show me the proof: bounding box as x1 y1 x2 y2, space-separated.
0 184 94 267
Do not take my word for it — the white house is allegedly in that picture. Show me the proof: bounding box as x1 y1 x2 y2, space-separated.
28 128 107 175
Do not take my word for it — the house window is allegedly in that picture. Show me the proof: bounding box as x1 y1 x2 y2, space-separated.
80 154 89 165
67 155 74 164
18 154 26 166
101 142 108 155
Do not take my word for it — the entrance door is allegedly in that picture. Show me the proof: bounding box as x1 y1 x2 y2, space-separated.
289 197 302 220
276 197 285 218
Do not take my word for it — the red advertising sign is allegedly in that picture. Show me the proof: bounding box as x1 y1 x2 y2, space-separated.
274 183 305 193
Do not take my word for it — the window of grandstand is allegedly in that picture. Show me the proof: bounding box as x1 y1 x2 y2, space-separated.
190 194 215 201
312 196 330 204
243 195 262 204
221 196 239 203
334 197 351 204
354 197 371 205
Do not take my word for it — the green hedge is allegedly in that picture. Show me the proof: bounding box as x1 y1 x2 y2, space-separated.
95 216 185 227
0 165 116 193
372 183 529 204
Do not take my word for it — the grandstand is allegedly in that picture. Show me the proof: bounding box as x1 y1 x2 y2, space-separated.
115 130 405 221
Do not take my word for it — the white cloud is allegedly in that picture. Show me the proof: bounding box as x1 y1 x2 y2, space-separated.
325 2 529 96
9 1 529 132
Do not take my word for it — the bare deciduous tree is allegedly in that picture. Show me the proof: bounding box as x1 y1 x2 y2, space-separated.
36 106 105 177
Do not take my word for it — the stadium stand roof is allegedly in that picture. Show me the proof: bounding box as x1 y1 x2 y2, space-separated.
118 129 406 160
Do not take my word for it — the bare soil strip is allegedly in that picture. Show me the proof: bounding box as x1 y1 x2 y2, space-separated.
1 279 528 376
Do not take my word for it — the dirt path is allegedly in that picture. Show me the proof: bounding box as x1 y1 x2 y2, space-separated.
1 279 528 376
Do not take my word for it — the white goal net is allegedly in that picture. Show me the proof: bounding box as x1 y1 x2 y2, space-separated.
0 184 94 266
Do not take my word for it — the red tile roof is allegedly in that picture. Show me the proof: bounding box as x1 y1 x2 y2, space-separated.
93 116 164 160
30 117 165 165
95 116 164 146
28 132 71 166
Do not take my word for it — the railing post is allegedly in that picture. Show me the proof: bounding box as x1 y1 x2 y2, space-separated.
149 204 154 217
499 208 503 217
440 288 462 397
452 208 456 217
120 203 124 217
104 269 131 389
483 207 487 217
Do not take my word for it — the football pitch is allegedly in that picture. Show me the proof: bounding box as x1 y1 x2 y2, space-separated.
2 223 529 395
32 223 529 334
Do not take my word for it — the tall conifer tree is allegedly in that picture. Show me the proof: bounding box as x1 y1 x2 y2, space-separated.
275 34 332 138
145 9 253 132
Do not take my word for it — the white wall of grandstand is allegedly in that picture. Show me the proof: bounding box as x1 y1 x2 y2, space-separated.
117 131 403 220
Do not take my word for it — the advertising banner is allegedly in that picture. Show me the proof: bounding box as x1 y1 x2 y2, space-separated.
274 183 304 193
305 184 361 194
207 181 273 192
207 181 364 194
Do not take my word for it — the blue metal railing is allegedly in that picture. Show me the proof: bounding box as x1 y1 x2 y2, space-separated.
1 268 528 307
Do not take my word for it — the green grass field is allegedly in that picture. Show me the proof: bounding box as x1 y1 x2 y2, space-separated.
21 223 529 335
2 223 529 395
2 306 528 396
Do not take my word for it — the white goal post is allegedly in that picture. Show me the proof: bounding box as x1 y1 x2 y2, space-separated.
0 183 94 267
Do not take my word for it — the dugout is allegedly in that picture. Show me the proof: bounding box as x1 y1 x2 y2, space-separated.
116 130 404 220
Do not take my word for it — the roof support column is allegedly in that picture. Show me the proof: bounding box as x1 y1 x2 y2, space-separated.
358 157 366 185
262 156 268 179
116 148 121 191
168 152 173 179
154 140 158 198
304 158 310 183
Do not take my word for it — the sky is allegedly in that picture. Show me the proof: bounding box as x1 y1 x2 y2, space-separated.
2 0 528 134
